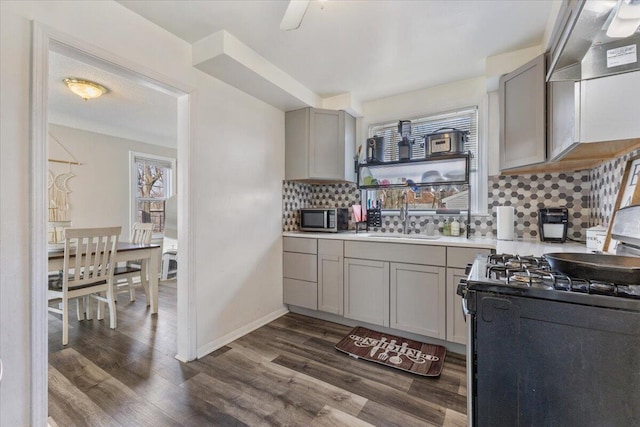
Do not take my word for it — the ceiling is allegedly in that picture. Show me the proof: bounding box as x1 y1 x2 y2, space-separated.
48 1 555 145
48 51 177 148
118 0 556 102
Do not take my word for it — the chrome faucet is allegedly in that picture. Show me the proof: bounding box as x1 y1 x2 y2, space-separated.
399 190 410 234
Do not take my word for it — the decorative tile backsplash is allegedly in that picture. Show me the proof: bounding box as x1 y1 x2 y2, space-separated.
589 148 640 227
283 149 637 240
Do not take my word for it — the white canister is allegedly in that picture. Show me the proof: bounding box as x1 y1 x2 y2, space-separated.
496 206 515 240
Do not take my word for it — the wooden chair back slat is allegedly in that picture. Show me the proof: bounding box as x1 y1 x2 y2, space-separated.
62 227 121 290
131 222 153 244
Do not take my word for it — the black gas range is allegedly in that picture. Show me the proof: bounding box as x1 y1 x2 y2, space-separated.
458 250 640 427
463 252 640 310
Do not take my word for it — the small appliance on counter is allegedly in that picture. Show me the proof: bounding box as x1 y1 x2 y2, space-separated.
397 120 413 161
424 127 468 156
366 136 385 163
299 207 348 232
538 207 568 242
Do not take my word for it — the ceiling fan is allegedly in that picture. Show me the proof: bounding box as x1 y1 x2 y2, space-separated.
280 0 325 31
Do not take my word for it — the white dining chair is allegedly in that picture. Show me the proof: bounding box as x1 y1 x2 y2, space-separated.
114 222 153 304
47 226 121 346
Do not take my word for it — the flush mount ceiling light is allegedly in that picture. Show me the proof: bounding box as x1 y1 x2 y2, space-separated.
607 0 640 38
63 78 107 100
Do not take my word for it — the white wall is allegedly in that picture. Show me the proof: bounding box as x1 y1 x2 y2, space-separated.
0 1 285 424
48 124 177 241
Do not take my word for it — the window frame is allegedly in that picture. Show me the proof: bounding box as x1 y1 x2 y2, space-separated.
129 151 176 239
365 105 487 215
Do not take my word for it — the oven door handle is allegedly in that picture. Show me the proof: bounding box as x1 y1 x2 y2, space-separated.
458 279 470 318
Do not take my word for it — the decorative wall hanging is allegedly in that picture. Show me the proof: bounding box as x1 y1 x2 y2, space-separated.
47 132 81 245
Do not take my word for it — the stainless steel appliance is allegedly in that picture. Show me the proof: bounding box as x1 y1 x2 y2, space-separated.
548 0 640 81
457 208 640 427
299 207 348 232
366 136 385 163
425 128 468 156
538 207 569 242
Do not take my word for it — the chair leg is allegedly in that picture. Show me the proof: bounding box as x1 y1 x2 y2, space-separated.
62 297 69 346
76 297 84 321
97 293 105 320
128 276 136 302
85 296 93 320
141 265 150 306
162 255 170 280
107 284 117 329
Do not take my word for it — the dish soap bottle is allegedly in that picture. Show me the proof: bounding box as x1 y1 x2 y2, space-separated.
451 218 460 237
442 219 450 236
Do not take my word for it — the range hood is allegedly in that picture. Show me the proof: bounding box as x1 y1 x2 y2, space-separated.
548 0 640 81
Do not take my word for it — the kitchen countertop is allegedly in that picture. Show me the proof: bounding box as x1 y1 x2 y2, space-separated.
282 231 589 257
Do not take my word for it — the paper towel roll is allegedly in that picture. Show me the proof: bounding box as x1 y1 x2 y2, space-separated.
496 206 515 240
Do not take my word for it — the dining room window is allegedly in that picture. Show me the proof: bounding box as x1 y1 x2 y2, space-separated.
130 152 175 235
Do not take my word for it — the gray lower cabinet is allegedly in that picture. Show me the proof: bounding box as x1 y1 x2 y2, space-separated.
344 258 389 327
317 239 344 315
283 237 317 310
390 263 446 339
446 267 468 345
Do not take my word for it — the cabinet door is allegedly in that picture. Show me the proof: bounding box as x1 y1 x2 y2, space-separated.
318 253 343 315
390 263 446 339
283 278 317 310
283 252 317 282
309 108 343 180
344 258 389 326
499 55 546 170
446 268 468 345
548 80 579 161
318 239 344 315
283 251 317 310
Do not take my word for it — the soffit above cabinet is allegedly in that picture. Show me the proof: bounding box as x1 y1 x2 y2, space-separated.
192 30 322 111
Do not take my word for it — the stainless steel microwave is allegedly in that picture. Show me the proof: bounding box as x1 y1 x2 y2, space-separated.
300 208 348 232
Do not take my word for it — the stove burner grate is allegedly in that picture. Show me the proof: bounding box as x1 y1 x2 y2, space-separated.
483 253 637 299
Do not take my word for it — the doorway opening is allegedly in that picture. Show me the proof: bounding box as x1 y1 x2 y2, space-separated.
31 23 196 424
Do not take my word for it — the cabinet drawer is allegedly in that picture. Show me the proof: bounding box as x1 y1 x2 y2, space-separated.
283 252 317 282
283 278 317 310
447 247 493 268
283 237 317 254
318 239 343 256
344 241 446 266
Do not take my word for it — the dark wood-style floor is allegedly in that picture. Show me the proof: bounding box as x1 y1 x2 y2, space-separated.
48 280 467 426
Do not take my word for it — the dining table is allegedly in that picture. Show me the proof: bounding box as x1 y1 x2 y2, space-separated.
48 242 162 314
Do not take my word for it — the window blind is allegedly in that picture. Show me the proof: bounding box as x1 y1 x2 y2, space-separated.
368 107 478 171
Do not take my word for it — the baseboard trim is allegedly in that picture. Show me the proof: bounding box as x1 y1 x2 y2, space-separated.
195 306 290 359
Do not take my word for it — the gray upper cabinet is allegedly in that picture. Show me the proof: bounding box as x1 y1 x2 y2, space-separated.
285 107 355 182
499 55 546 171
